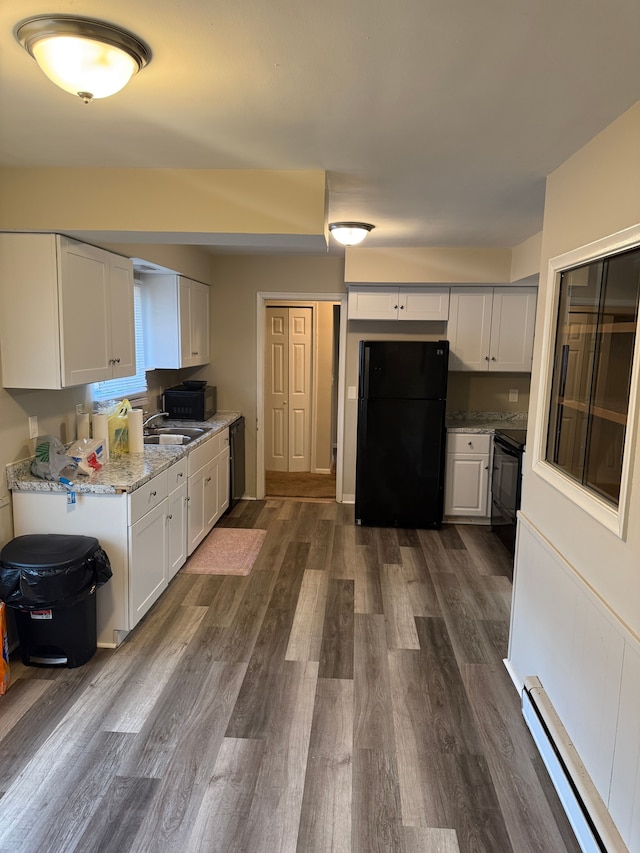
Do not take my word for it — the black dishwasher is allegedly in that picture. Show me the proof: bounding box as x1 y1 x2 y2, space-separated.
229 417 245 509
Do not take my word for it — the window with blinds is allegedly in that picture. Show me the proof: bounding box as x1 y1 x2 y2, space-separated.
92 281 148 402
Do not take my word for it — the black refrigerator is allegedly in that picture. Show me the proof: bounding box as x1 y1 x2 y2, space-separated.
355 340 449 528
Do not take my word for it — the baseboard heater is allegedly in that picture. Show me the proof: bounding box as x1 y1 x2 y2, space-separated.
522 677 628 853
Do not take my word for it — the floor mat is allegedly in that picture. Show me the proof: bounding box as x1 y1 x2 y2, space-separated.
181 527 267 576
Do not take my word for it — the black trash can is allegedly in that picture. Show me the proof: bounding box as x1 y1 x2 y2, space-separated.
0 534 111 668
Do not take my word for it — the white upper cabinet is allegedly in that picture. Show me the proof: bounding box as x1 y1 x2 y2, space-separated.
0 233 134 389
447 286 537 371
348 286 450 321
142 273 210 369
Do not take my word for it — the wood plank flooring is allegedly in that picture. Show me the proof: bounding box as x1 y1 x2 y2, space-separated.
0 500 581 853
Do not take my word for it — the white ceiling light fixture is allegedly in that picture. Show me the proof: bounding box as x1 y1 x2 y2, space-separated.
15 15 151 104
328 222 375 247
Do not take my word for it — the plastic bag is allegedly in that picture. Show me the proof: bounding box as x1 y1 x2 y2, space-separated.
0 602 9 694
0 536 112 610
67 438 105 476
105 399 132 456
30 435 77 481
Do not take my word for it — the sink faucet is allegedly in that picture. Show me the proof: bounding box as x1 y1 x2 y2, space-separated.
142 411 169 429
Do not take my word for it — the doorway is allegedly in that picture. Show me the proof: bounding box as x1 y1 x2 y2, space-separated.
256 292 347 501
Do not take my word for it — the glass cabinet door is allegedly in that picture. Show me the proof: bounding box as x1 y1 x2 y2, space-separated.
546 246 640 505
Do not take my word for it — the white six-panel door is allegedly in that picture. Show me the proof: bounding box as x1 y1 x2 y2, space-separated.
265 306 312 472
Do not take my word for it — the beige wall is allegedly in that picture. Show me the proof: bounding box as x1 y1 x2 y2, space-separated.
203 254 346 496
0 168 326 240
344 246 513 284
446 373 530 414
522 99 640 634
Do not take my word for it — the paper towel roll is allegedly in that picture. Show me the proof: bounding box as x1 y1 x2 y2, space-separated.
92 412 110 461
76 412 90 440
128 409 144 453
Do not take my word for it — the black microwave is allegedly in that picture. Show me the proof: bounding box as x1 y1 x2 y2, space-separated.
163 383 216 421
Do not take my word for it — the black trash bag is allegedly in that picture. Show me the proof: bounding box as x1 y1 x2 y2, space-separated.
0 534 112 610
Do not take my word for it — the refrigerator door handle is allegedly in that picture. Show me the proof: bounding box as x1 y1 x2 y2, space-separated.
360 344 371 398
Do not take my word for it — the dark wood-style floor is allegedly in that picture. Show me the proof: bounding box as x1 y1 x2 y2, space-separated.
0 500 580 853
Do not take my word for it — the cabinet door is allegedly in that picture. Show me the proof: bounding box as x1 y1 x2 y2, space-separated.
108 253 136 379
189 280 210 365
179 278 210 367
187 465 206 555
204 457 219 531
447 288 493 371
400 287 450 321
59 238 112 386
167 482 188 578
444 453 490 516
348 286 399 320
217 446 230 518
179 279 193 366
489 287 537 371
129 499 168 627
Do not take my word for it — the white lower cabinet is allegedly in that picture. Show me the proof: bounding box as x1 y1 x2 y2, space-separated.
444 432 492 519
187 428 230 554
129 497 168 627
11 455 191 648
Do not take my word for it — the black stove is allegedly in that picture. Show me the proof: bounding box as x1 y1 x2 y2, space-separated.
494 427 527 451
491 427 527 572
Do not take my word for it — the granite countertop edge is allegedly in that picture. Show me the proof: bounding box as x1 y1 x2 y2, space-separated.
446 411 528 433
6 412 242 496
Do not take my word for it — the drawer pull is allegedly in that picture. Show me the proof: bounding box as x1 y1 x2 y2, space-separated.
150 490 157 497
167 513 173 520
205 476 212 484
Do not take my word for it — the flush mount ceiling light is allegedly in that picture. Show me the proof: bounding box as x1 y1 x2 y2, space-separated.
328 222 375 247
15 15 151 103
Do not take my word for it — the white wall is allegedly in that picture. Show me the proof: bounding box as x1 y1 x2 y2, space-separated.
520 100 640 633
509 100 640 850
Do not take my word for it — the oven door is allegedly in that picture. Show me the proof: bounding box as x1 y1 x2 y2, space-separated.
491 435 523 559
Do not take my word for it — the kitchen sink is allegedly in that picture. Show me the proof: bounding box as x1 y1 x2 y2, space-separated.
143 426 208 445
143 434 195 445
145 427 207 438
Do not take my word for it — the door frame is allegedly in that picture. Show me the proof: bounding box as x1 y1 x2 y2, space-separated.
257 291 348 501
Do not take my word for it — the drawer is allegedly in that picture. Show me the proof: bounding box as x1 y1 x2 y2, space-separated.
188 428 229 476
129 470 168 524
447 432 491 454
168 457 187 492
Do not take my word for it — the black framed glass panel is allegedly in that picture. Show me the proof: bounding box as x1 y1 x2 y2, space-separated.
546 246 640 506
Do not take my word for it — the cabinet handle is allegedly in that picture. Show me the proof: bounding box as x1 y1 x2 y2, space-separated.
394 305 398 310
192 351 198 356
150 490 156 497
467 441 473 446
491 356 496 361
485 465 489 470
399 305 405 310
115 357 121 364
178 472 184 478
205 476 212 484
484 356 490 361
167 513 173 520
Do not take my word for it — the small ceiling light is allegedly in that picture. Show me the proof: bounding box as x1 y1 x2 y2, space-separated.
15 15 151 103
329 222 375 247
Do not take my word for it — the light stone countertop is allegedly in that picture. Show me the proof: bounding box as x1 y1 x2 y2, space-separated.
445 411 528 434
6 411 242 496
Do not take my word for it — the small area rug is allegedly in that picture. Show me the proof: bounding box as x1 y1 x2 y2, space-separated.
181 528 267 576
266 470 336 498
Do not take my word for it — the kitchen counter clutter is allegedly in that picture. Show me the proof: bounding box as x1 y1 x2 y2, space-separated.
6 412 241 495
7 411 241 649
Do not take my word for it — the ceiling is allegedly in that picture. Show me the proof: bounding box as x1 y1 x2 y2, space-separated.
1 0 639 254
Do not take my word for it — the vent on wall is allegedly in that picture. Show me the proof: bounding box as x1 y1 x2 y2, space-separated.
522 677 627 853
